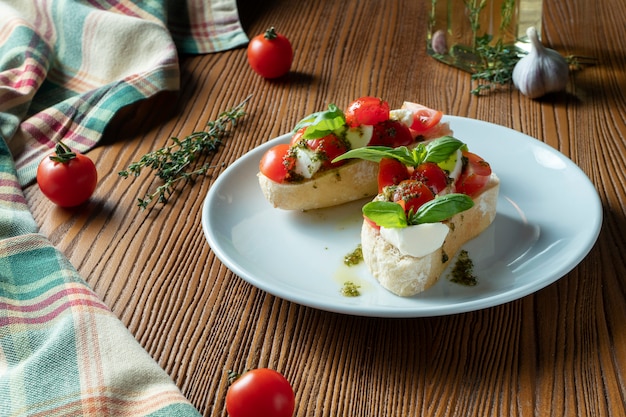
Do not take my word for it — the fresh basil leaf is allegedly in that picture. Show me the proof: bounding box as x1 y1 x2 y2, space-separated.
423 136 465 163
332 146 397 163
332 145 424 165
331 134 468 168
409 193 474 224
293 104 346 139
362 201 408 228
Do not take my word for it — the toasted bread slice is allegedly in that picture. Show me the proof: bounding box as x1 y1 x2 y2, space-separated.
361 173 500 296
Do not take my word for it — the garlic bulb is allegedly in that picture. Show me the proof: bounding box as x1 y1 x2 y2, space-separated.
512 27 569 98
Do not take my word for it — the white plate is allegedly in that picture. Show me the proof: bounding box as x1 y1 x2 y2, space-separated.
202 116 602 317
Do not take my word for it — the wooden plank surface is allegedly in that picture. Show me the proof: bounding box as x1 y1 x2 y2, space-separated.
24 0 626 415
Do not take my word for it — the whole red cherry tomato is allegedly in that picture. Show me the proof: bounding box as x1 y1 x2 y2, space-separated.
226 368 295 417
247 27 293 79
36 142 97 207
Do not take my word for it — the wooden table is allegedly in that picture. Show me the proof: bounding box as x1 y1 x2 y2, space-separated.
24 0 626 415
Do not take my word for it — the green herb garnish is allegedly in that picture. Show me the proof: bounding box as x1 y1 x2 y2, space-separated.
292 103 346 140
119 95 251 209
332 136 465 166
362 201 408 228
363 194 474 228
410 193 474 224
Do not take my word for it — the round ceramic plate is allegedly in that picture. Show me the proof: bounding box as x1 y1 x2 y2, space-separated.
201 116 602 317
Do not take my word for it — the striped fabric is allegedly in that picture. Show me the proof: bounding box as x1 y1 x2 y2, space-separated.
0 0 248 186
0 1 247 415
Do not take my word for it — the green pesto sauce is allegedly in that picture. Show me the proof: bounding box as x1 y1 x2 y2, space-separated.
341 281 361 297
449 250 477 286
344 244 363 266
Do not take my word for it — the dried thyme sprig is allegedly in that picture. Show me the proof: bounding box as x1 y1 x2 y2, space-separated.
119 95 251 209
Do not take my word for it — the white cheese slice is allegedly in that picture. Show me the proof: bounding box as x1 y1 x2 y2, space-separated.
293 146 323 179
345 125 373 149
380 222 450 258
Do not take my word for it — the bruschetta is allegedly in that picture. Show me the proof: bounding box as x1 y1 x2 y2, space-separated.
334 136 499 296
258 97 452 210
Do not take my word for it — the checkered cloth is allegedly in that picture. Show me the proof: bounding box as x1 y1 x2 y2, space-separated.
0 1 247 415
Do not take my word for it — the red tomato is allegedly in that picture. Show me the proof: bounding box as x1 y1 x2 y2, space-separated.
363 214 381 230
36 142 97 207
306 133 349 169
247 27 293 79
344 97 390 127
259 144 296 183
411 162 449 194
368 120 414 147
377 157 409 192
392 180 435 214
455 151 492 197
400 102 443 134
289 127 306 146
226 368 295 417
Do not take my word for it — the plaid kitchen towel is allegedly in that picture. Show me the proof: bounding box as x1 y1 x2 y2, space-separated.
1 0 248 186
0 141 202 416
0 0 248 416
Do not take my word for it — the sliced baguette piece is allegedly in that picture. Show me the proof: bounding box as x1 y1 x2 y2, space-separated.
361 173 500 296
258 159 380 211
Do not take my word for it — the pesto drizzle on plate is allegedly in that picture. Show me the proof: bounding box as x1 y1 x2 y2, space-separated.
341 281 361 297
344 245 363 266
449 250 477 286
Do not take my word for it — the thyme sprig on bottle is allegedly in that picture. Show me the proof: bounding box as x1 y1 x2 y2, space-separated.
119 95 251 209
470 35 523 95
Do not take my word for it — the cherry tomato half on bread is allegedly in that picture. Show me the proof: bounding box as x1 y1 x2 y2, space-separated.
306 133 349 169
344 97 390 127
455 151 492 197
289 127 307 146
401 102 443 134
378 157 409 193
36 142 97 207
412 162 449 195
226 368 295 417
259 143 296 183
393 180 435 215
247 27 293 79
